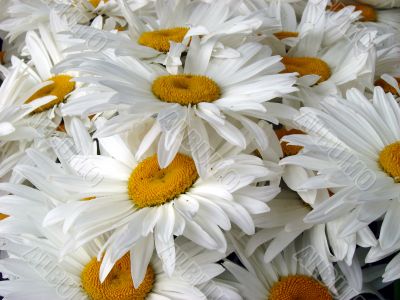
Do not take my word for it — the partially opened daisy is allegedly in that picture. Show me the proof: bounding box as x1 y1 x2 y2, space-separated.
56 38 297 168
279 87 400 257
0 223 241 300
223 234 377 300
21 118 281 286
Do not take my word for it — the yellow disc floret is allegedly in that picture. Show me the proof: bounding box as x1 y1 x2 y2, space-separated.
275 128 305 156
281 56 331 83
0 51 5 64
379 142 400 182
354 4 378 22
81 253 155 300
25 75 75 114
375 78 400 96
269 275 333 300
152 74 221 105
128 153 198 208
138 27 189 52
274 31 299 40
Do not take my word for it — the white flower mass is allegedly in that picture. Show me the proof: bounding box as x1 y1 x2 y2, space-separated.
0 0 399 299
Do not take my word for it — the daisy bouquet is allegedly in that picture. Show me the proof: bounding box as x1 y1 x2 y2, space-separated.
0 0 399 299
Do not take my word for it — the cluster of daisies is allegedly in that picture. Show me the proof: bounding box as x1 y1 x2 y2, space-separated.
0 0 399 299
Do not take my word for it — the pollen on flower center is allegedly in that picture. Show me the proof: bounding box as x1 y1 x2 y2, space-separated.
128 153 199 208
25 75 75 114
379 142 400 182
274 31 299 40
275 128 305 156
268 275 333 300
138 27 189 52
152 74 221 105
281 56 331 83
81 253 154 300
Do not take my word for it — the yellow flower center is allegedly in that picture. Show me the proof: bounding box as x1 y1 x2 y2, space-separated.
25 75 75 114
89 0 108 8
274 31 299 40
281 57 331 83
354 4 378 21
269 275 332 300
81 253 154 300
379 142 400 182
0 213 8 221
138 27 189 52
275 128 305 156
329 3 377 22
375 78 400 96
115 25 127 31
128 153 198 208
152 74 221 105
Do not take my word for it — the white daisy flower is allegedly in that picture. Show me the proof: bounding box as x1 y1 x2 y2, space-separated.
0 116 99 230
0 0 152 43
223 234 377 300
56 38 297 169
5 11 95 134
245 122 376 268
330 1 400 30
98 0 265 56
0 24 77 184
15 118 280 287
279 87 400 258
0 229 241 300
62 0 274 72
261 0 377 108
0 0 79 43
246 0 359 50
249 187 377 264
373 41 400 98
